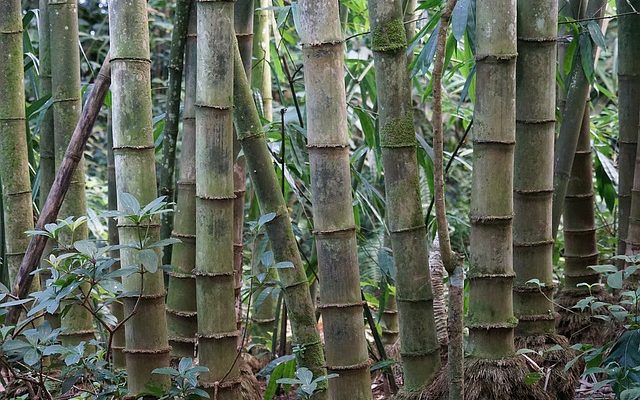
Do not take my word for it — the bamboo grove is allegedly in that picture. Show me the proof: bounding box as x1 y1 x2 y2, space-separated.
0 0 639 399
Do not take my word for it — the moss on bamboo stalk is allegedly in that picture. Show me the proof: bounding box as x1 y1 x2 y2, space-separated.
298 2 373 398
0 0 37 288
195 1 241 398
232 41 328 400
49 0 94 347
367 0 441 393
166 5 197 360
108 0 171 393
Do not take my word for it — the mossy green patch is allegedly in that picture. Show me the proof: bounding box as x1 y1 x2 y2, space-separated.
380 114 416 148
371 17 407 52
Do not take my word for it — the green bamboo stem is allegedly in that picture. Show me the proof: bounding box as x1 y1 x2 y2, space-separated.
551 0 606 238
298 2 372 398
38 0 59 331
367 0 440 390
159 0 193 267
626 114 640 256
232 41 328 400
467 0 517 360
107 111 125 369
49 0 94 347
233 0 253 336
562 108 600 288
380 236 399 346
251 0 273 121
166 4 197 361
616 0 640 257
0 0 36 286
108 0 171 393
250 233 277 342
38 0 55 208
195 1 241 397
513 0 558 336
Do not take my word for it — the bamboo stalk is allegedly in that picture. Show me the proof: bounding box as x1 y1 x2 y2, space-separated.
38 0 55 208
0 0 36 286
107 111 125 368
159 0 193 267
233 0 253 338
109 0 171 392
7 57 112 326
252 0 272 121
468 0 517 361
563 108 599 288
616 0 640 257
298 2 373 397
166 3 197 360
232 40 328 400
551 0 607 238
513 0 558 337
367 0 440 390
195 0 241 397
49 0 94 346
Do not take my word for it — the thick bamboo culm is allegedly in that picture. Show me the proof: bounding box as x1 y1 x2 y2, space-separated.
513 0 558 336
107 113 125 368
233 0 253 336
159 0 192 266
467 0 517 361
616 0 640 257
0 0 36 287
108 0 171 393
563 108 599 289
367 0 440 390
551 0 606 237
232 40 328 400
298 1 373 398
194 0 241 397
166 3 198 360
49 0 94 347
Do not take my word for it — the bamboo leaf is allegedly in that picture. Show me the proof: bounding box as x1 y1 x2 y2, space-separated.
452 0 471 41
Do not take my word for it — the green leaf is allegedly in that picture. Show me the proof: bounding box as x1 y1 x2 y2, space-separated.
451 0 471 41
120 192 141 214
586 20 606 49
273 261 294 269
579 33 594 83
138 249 159 273
524 372 543 385
607 271 624 289
179 357 193 374
152 367 180 376
296 367 314 384
23 348 40 366
258 212 277 226
621 388 640 400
